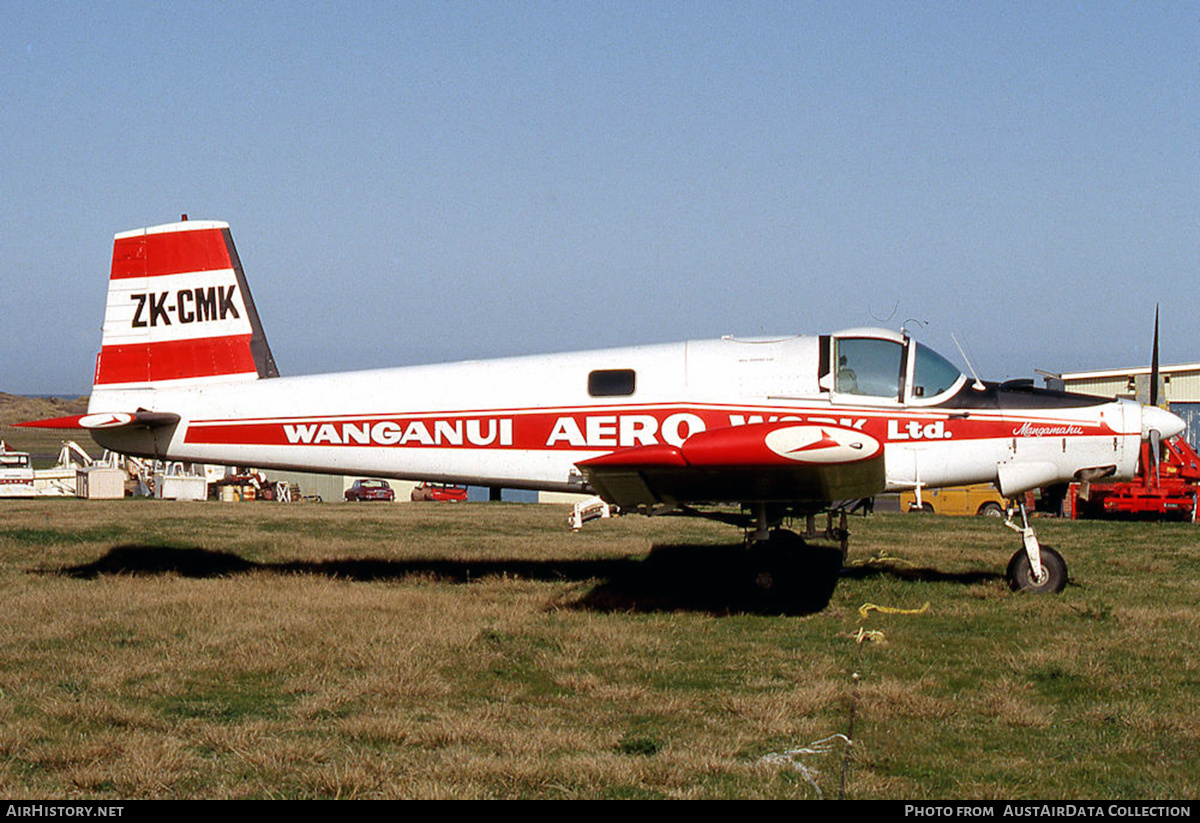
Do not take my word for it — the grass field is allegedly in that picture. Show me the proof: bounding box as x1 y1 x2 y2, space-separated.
0 498 1196 799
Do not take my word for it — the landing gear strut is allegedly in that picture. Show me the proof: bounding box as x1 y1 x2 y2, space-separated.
1003 502 1067 593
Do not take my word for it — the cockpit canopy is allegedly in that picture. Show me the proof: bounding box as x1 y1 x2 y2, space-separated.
825 330 965 405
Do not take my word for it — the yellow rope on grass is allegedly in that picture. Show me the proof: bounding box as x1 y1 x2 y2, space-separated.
845 550 916 568
858 601 930 619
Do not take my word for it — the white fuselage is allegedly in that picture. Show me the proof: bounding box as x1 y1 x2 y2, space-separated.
89 333 1143 500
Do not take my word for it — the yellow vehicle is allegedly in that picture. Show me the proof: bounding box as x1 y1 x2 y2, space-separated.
899 483 1010 517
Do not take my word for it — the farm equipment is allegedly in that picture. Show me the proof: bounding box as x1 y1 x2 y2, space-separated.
1067 435 1200 521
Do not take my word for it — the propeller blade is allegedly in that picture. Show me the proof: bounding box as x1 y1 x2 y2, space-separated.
1150 428 1161 488
1150 304 1160 407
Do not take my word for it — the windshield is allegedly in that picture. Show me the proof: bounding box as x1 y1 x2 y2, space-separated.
835 337 905 399
911 342 963 399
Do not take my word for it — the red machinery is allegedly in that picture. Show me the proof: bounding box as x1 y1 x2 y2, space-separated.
1068 435 1200 521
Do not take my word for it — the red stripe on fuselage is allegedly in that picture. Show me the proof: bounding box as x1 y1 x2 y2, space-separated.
95 335 257 384
110 228 232 280
180 401 1107 429
181 406 1118 450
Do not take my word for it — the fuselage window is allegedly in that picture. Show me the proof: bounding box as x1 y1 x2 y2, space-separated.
588 369 636 397
834 338 904 400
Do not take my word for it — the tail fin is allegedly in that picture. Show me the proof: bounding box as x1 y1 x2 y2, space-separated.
95 219 278 388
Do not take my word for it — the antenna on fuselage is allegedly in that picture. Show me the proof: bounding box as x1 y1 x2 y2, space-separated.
951 333 986 391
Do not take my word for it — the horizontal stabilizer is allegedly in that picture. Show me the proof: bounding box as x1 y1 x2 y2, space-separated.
20 410 183 459
18 411 181 430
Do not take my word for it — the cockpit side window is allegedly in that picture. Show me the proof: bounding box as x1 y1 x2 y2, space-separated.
834 338 904 400
911 343 963 399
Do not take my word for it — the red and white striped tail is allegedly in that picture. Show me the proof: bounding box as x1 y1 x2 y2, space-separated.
95 220 278 388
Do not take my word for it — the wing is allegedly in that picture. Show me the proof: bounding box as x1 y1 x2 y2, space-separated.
576 421 885 509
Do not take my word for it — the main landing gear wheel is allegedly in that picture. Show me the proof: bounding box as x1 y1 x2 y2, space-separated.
748 529 804 593
1005 546 1067 594
747 530 841 613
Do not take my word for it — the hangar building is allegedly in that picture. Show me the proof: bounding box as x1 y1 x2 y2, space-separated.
1044 362 1200 449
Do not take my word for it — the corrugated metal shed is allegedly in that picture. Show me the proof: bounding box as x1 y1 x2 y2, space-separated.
1056 362 1200 404
1052 362 1200 448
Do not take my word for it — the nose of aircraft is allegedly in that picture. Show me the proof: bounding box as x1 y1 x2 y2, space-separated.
1142 405 1186 440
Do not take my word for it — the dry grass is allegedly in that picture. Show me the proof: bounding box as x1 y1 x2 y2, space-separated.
0 498 1197 799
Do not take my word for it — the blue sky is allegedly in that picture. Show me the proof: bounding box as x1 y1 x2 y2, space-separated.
2 2 1196 394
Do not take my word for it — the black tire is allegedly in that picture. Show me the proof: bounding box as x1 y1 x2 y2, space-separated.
1006 546 1068 594
747 530 841 614
978 502 1004 517
908 503 934 514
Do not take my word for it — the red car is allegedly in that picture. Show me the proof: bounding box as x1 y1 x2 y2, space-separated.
411 482 468 502
344 479 396 502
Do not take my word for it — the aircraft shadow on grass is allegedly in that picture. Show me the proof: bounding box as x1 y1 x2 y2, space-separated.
51 543 1001 616
839 562 1003 586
